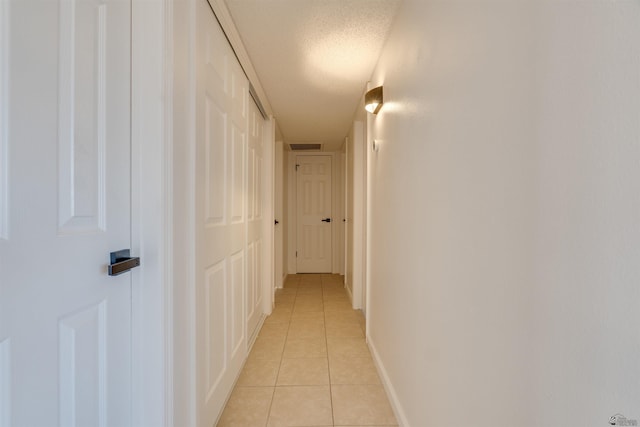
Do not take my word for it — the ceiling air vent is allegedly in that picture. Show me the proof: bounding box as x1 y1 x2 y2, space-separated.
289 143 322 151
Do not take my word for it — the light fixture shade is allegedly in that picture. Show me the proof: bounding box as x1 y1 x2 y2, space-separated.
365 86 383 114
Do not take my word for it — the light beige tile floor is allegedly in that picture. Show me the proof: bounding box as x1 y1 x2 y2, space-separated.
216 274 398 427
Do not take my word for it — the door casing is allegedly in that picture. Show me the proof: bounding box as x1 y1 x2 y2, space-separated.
131 0 173 424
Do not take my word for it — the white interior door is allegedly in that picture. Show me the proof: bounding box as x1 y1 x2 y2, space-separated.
274 141 284 286
296 155 332 273
0 0 133 425
195 0 248 424
246 100 265 342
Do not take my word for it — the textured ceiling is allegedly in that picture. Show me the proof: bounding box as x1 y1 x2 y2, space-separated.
224 0 401 151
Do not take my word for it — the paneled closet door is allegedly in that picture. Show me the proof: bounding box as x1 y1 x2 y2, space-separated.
195 0 249 424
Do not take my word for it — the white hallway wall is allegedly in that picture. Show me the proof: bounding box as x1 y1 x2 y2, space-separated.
365 1 640 426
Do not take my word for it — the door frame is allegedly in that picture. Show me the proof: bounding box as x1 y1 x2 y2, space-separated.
287 152 342 275
343 119 367 312
131 0 173 425
274 140 284 288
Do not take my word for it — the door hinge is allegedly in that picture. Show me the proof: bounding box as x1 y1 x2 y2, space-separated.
295 164 300 171
296 251 298 257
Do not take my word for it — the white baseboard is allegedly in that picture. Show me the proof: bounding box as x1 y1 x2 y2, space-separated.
277 273 287 289
248 314 266 350
345 283 353 305
367 334 410 427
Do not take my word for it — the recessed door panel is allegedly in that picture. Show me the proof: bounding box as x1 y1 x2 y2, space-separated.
205 95 227 225
255 239 262 303
205 261 226 400
59 302 107 427
255 155 262 219
0 338 10 427
246 242 255 324
230 251 244 358
231 125 244 223
0 0 7 241
58 0 108 234
248 148 255 220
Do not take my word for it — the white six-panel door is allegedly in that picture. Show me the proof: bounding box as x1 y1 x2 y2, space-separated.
296 155 333 273
0 0 133 425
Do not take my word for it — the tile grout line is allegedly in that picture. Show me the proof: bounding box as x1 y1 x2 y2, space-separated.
322 275 336 427
223 275 378 427
264 277 298 427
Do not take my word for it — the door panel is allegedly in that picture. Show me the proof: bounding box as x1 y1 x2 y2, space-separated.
203 261 226 395
296 156 332 273
0 0 132 425
204 97 226 225
58 302 107 426
246 101 265 341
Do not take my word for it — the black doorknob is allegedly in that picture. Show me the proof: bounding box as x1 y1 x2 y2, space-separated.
321 218 331 223
275 219 279 225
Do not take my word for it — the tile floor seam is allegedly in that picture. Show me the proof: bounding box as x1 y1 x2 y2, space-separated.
265 286 295 427
322 276 336 427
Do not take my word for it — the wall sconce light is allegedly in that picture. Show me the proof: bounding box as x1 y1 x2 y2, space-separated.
364 86 383 114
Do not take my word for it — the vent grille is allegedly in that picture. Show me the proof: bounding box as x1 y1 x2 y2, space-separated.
289 143 322 151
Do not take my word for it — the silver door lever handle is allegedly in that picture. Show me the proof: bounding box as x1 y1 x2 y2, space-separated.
108 249 141 276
